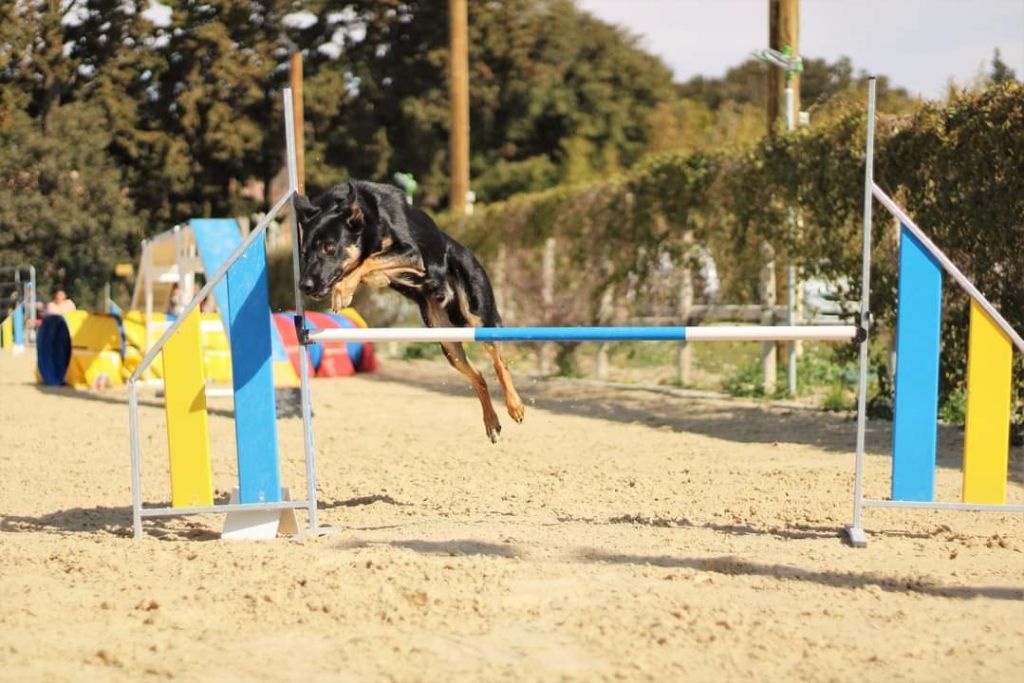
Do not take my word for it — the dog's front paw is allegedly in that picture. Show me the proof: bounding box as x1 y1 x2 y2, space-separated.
507 400 525 424
331 287 354 312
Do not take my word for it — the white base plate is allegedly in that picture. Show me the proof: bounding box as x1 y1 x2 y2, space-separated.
845 524 868 548
222 487 299 540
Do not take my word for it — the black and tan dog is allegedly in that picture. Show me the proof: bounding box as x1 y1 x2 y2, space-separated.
295 180 524 442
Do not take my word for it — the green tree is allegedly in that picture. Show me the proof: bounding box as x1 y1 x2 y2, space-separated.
0 104 143 304
677 59 768 110
298 0 675 205
678 56 911 119
66 2 169 227
1 0 84 134
0 1 154 132
990 48 1018 84
138 0 304 224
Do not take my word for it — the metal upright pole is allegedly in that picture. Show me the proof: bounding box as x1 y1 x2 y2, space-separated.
27 265 36 341
785 84 798 396
129 380 143 539
847 78 877 548
144 245 154 352
284 87 320 536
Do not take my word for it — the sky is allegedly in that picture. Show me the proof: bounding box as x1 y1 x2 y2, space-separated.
576 0 1024 99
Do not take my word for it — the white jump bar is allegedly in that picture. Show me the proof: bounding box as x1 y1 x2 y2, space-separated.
304 324 860 344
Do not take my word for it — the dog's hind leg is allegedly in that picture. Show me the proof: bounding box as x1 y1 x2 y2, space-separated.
482 343 525 424
449 280 523 424
423 299 502 442
440 341 503 443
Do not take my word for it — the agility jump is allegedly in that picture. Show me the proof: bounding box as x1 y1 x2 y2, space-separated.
129 81 1021 545
845 79 1024 546
0 264 36 354
129 90 318 540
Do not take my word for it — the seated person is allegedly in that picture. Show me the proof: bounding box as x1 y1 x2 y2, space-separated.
166 283 185 319
45 289 76 316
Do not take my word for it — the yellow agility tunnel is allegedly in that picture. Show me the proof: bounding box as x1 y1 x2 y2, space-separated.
34 310 246 388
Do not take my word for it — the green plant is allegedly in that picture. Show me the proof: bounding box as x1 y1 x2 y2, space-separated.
939 389 967 426
437 83 1023 431
723 360 765 398
822 384 853 412
402 343 443 361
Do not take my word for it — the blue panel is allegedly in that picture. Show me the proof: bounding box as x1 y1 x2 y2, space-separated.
891 225 943 502
269 314 291 363
475 326 688 342
12 303 23 345
226 234 281 504
190 219 243 338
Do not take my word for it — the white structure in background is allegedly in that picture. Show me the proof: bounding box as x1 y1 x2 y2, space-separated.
696 246 720 304
802 277 853 323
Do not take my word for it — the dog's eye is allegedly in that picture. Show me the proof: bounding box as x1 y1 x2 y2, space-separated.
319 243 336 256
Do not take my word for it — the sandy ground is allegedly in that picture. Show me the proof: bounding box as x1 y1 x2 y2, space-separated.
1 349 1023 682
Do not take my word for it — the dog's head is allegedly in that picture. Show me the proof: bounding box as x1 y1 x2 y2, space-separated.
296 181 372 299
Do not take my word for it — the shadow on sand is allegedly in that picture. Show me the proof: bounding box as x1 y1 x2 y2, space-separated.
0 504 222 541
7 498 1019 603
0 493 406 540
322 530 1021 602
574 547 1023 601
367 365 1023 482
32 383 305 418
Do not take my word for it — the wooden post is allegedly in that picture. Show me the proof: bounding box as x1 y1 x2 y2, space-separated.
502 247 517 326
767 0 800 135
448 0 470 214
493 245 507 317
595 258 615 381
540 237 556 375
768 0 799 395
761 242 778 395
289 52 305 195
676 234 695 386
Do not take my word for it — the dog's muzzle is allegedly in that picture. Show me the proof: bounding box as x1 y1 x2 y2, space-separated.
299 277 332 299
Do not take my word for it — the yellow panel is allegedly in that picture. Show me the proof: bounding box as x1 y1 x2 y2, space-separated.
962 300 1013 504
1 315 11 348
162 308 213 508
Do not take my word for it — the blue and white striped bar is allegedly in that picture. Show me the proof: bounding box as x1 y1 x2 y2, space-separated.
306 324 859 344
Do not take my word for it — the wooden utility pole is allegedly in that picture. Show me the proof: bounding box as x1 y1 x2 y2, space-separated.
765 0 801 396
289 52 305 195
448 0 470 213
767 0 800 134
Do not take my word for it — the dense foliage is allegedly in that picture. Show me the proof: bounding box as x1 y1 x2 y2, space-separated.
443 82 1024 422
0 104 142 305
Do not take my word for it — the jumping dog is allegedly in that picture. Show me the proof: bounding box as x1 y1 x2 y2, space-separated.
295 180 525 442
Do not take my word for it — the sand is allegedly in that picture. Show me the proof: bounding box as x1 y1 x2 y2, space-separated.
1 349 1022 682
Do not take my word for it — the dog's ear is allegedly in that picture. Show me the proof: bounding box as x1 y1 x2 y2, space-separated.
321 182 365 229
292 194 321 224
325 181 355 205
